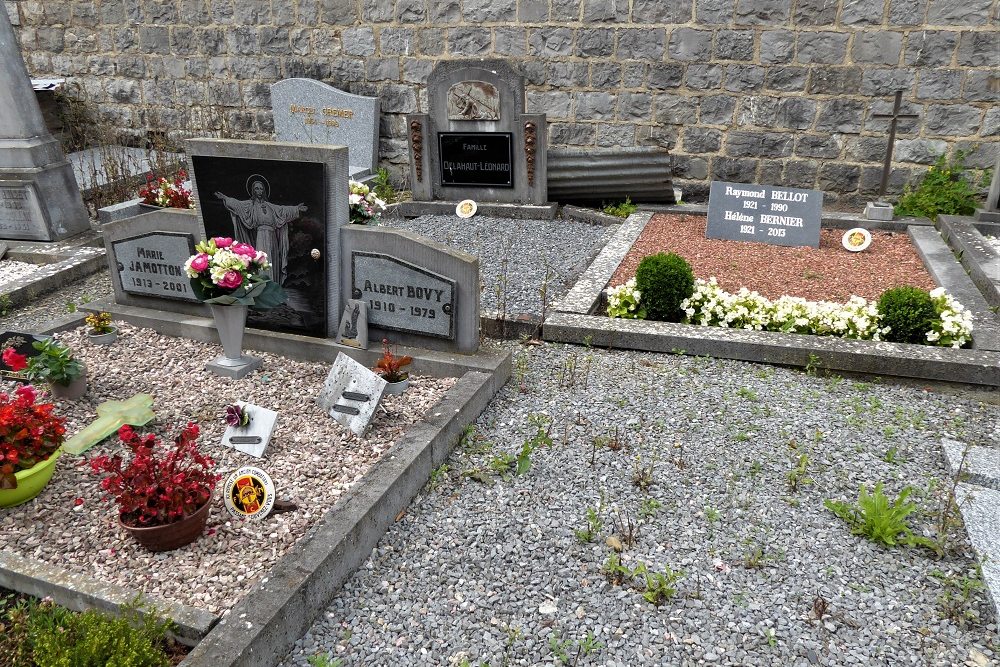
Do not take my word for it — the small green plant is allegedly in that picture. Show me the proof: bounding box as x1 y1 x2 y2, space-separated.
602 196 638 218
785 453 813 492
883 446 900 464
736 386 758 401
804 353 821 376
428 463 449 491
513 349 530 393
574 505 604 543
763 627 778 648
548 633 572 664
26 338 85 386
307 654 345 667
930 567 985 626
824 483 938 551
65 300 78 313
894 152 980 220
641 567 684 606
372 166 397 203
704 506 721 523
632 454 654 491
877 286 937 345
0 293 11 316
602 553 647 586
639 498 662 519
634 252 695 323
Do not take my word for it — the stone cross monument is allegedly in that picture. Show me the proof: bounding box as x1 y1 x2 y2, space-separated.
0 5 89 241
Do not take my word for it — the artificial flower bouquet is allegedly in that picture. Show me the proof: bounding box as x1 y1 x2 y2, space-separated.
349 179 387 224
90 423 220 528
139 169 194 209
184 237 286 308
0 385 66 490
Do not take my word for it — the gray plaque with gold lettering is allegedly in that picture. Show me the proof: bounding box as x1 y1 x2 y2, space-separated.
351 252 456 340
112 232 199 302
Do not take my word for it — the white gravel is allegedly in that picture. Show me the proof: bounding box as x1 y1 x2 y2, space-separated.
0 323 455 615
985 235 1000 254
381 215 616 317
0 260 42 288
0 268 112 332
282 342 998 666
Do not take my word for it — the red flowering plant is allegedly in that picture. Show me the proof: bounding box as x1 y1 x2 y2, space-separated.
89 423 220 528
138 169 194 209
372 338 413 383
0 385 66 489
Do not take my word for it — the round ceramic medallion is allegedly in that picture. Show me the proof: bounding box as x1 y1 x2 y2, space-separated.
842 228 872 252
456 200 478 218
223 466 275 520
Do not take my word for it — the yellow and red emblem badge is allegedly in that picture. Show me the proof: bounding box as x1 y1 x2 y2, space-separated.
223 466 275 520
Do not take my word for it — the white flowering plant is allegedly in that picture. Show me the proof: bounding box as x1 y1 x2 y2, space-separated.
349 179 387 224
679 278 971 348
183 237 286 308
606 278 647 319
926 287 974 348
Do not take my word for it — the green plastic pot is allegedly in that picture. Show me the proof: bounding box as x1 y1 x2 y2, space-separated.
0 449 62 508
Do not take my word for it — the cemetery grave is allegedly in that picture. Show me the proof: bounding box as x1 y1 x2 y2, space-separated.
611 213 935 302
281 344 999 666
0 322 456 614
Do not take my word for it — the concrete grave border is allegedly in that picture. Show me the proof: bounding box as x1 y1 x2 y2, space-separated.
0 234 105 309
545 210 1000 388
0 304 510 666
937 215 1000 309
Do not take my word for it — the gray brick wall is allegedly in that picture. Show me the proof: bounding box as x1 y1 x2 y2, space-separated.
8 0 999 202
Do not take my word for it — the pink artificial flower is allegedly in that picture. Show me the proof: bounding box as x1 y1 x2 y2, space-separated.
217 270 243 289
231 242 256 257
189 253 210 272
213 236 234 248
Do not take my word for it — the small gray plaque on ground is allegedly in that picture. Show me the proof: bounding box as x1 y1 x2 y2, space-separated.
112 232 199 302
221 402 278 458
706 180 823 248
0 183 46 240
352 252 456 340
316 352 387 437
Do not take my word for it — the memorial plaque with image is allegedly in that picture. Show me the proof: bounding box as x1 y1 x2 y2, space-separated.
112 232 198 302
706 180 823 248
439 133 513 188
352 252 456 340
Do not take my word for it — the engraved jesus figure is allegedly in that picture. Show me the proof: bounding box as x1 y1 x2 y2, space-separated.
214 175 307 286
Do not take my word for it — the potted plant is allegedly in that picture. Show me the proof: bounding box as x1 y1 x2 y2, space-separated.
184 237 286 377
7 339 87 400
85 311 118 345
0 385 66 507
138 169 195 210
90 422 220 552
373 338 412 395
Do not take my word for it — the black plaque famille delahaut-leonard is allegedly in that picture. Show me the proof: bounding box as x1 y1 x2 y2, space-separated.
439 133 513 188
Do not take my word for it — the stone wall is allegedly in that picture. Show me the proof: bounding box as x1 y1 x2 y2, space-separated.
6 0 999 203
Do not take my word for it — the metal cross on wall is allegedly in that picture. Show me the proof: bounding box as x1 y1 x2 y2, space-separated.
872 90 919 202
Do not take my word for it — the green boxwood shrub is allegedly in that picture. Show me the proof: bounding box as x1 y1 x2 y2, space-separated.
634 253 695 322
877 286 937 344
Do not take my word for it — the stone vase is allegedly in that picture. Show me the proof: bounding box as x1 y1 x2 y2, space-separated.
207 304 262 379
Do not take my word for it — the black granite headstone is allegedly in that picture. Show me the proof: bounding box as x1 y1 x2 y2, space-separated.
706 180 823 248
0 331 46 382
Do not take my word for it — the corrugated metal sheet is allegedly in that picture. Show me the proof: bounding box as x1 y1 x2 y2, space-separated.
547 147 675 204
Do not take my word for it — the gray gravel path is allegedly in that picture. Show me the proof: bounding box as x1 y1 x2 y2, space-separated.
382 215 617 317
282 343 998 667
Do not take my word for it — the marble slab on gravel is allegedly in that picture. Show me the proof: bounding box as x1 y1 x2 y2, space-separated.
0 323 455 615
942 438 1000 490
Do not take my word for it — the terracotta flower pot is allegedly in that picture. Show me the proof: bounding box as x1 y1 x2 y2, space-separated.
0 449 61 508
120 498 212 552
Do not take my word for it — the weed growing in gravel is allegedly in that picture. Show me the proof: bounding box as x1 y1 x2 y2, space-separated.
307 654 344 667
749 460 763 476
824 483 939 552
883 446 901 464
428 464 449 491
736 386 758 401
0 293 11 317
639 498 662 520
547 630 604 665
513 350 530 393
742 525 785 569
930 566 985 626
763 627 778 648
602 553 647 586
642 567 684 606
704 506 721 523
574 505 604 543
785 454 813 492
632 454 654 491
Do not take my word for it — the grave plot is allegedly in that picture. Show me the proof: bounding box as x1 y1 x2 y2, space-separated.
382 214 616 324
281 345 998 666
937 216 1000 309
0 323 455 615
545 208 1000 387
0 240 106 311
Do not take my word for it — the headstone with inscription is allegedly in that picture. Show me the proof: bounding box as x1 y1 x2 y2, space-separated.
407 60 547 206
0 5 89 241
342 225 480 354
706 181 823 248
102 208 207 316
316 353 386 437
270 79 380 180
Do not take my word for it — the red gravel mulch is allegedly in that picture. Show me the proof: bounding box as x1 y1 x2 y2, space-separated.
611 214 936 302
